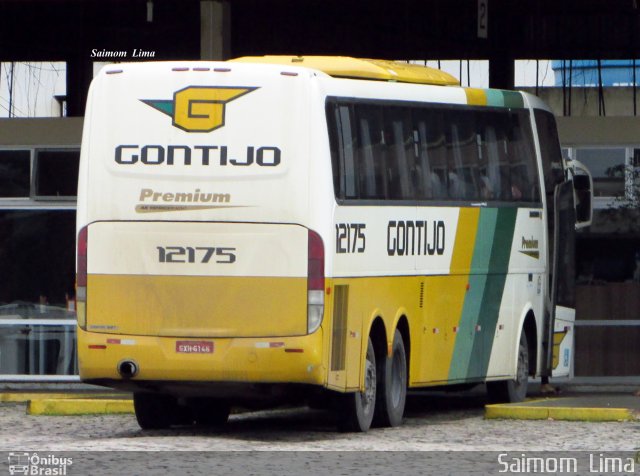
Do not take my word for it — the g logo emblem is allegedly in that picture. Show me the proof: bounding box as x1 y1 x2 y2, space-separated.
142 86 257 133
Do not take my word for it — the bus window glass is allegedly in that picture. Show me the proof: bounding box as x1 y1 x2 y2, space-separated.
534 109 565 195
447 110 479 200
339 106 357 199
327 103 342 198
354 105 387 199
327 103 358 199
496 117 513 201
382 107 415 200
414 109 448 200
481 116 504 200
508 111 540 202
328 99 542 204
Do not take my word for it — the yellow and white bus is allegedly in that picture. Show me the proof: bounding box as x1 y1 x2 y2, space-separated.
76 56 592 431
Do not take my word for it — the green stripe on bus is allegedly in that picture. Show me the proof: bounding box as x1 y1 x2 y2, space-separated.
472 207 518 376
448 208 498 381
485 89 504 107
502 90 524 108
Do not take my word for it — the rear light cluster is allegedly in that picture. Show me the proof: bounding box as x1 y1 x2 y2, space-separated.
76 226 88 330
307 230 325 334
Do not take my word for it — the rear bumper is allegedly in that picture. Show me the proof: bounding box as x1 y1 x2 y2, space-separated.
78 327 326 388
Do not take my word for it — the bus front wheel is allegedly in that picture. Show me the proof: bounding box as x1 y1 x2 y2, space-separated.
487 330 529 403
338 337 377 432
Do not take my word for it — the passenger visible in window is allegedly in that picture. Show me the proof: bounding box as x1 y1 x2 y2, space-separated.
511 170 524 200
448 171 462 199
479 174 494 200
511 183 523 200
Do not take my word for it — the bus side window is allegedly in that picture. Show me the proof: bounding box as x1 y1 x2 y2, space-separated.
326 102 359 200
355 105 386 199
338 105 358 199
534 109 565 195
415 109 447 200
507 111 540 202
483 119 503 200
382 107 415 200
447 111 480 200
358 117 377 198
491 115 512 201
476 111 493 200
327 102 343 199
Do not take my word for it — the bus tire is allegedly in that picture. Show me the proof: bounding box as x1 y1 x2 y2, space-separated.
374 329 407 427
487 330 529 403
133 392 175 430
337 337 377 432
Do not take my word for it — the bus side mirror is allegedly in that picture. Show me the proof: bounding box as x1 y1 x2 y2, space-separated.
567 160 593 229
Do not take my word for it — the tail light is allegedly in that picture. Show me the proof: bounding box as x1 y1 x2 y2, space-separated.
76 226 88 330
307 229 324 334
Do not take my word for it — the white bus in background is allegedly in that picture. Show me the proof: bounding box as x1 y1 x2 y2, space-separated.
76 56 592 431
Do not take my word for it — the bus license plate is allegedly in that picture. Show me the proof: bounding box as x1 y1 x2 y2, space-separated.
176 341 214 354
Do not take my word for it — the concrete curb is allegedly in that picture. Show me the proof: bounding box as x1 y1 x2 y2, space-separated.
485 404 638 422
27 398 134 416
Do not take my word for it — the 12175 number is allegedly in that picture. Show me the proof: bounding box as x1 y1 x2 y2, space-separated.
157 246 236 263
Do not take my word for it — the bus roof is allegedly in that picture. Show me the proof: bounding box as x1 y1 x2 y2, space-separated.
229 56 460 86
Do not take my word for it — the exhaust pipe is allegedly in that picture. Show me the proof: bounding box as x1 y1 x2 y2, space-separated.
118 360 139 379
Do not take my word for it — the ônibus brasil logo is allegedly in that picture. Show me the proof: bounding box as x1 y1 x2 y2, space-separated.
141 86 257 133
8 452 73 475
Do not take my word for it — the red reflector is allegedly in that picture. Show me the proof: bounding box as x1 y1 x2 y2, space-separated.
307 230 324 291
77 226 88 287
284 348 304 353
88 345 107 350
106 339 121 344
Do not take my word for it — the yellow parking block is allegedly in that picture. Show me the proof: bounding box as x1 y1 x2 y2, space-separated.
485 404 637 422
0 393 117 403
27 398 134 416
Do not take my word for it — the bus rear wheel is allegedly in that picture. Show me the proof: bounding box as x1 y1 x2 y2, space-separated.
374 329 407 427
337 337 377 432
133 392 176 430
487 330 529 403
190 398 231 427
